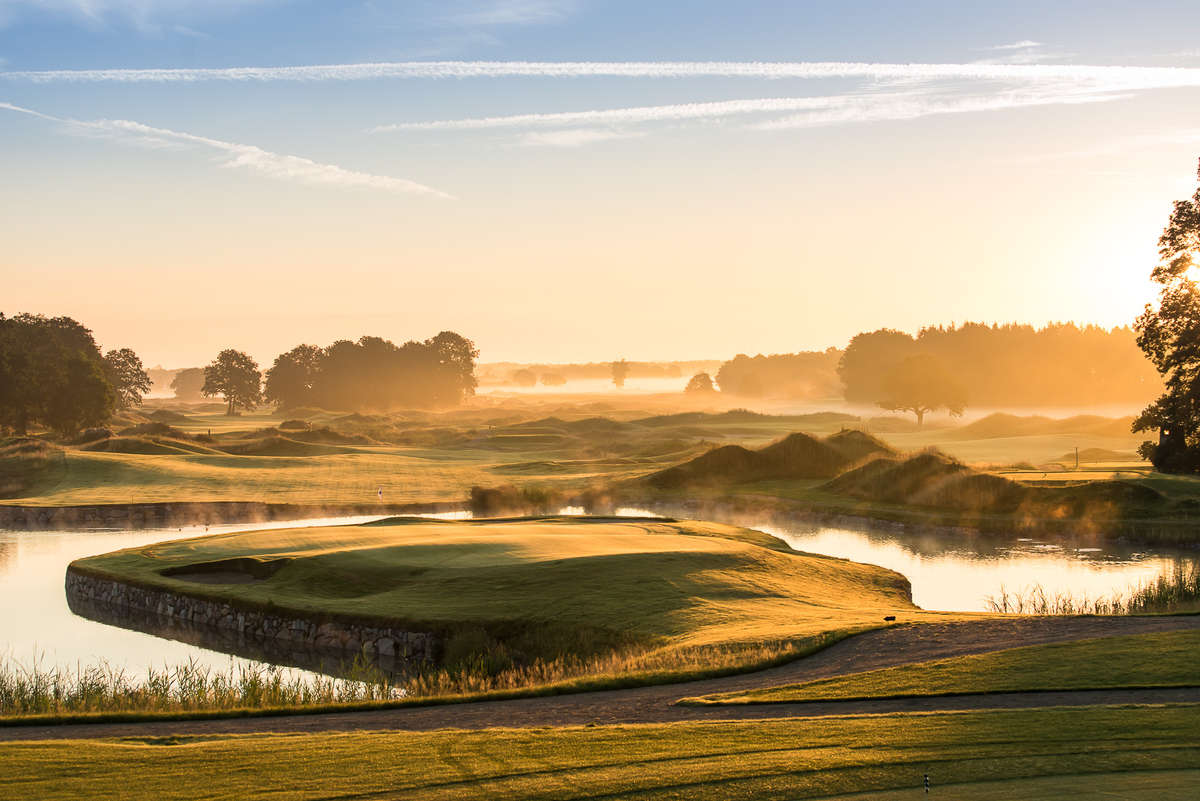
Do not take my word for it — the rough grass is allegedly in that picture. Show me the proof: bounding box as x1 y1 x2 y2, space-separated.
683 629 1200 705
70 517 944 673
2 706 1197 800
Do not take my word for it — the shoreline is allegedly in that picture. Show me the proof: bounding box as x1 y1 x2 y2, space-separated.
0 500 465 531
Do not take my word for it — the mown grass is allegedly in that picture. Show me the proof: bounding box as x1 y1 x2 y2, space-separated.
1 705 1197 800
69 517 957 698
683 629 1200 706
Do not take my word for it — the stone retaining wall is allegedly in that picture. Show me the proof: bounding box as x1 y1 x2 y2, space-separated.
65 569 438 665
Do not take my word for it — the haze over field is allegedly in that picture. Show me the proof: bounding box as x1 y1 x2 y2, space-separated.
5 2 1200 366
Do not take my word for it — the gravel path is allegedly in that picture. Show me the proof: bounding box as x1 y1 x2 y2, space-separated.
4 615 1198 742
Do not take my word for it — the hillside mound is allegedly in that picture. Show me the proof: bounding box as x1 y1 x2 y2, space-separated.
0 439 65 498
643 430 888 489
948 413 1136 440
81 436 221 456
822 449 1165 518
1058 447 1139 464
219 435 357 457
148 409 193 425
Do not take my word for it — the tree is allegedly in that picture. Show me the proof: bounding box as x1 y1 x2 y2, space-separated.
1133 168 1200 472
103 348 152 409
876 354 966 428
611 359 630 388
0 313 115 435
202 349 262 415
170 368 205 401
265 344 322 410
511 368 537 387
838 329 919 403
685 372 716 393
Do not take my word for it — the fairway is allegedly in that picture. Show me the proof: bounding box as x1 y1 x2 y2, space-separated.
2 705 1196 800
69 516 945 663
686 629 1200 705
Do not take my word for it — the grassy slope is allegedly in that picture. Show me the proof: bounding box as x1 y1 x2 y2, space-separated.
70 517 950 654
4 401 1177 510
2 706 1197 800
685 629 1200 705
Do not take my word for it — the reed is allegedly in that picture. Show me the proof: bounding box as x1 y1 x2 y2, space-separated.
984 560 1200 615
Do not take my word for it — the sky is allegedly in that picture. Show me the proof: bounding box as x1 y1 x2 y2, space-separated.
4 1 1200 367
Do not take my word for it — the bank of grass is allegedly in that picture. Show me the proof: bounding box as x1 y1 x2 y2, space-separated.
682 628 1200 706
985 562 1200 615
2 705 1197 800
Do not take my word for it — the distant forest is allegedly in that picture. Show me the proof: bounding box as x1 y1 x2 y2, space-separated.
714 323 1159 406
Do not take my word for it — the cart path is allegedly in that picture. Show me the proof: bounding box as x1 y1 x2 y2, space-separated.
4 615 1199 742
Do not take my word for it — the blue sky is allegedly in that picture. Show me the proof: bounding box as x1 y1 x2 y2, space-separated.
4 1 1200 366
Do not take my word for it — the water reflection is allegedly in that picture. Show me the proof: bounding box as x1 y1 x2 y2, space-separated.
615 504 1196 613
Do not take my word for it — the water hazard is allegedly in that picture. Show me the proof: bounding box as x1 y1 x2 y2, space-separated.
1 509 1194 677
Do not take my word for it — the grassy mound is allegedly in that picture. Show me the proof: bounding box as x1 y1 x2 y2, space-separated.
1058 447 1137 464
217 435 360 457
642 430 892 489
948 413 1136 440
823 449 1167 519
70 516 929 672
80 436 221 456
0 439 66 499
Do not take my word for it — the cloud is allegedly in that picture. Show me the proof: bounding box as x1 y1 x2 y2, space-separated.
518 128 643 147
0 0 270 30
988 40 1043 50
0 100 451 198
373 82 1129 138
373 96 851 132
443 0 577 27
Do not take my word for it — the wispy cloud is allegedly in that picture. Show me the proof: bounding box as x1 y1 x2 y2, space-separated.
988 40 1043 51
0 1 269 31
7 60 1200 89
443 0 577 27
0 101 451 198
518 128 642 147
372 82 1129 140
373 96 850 132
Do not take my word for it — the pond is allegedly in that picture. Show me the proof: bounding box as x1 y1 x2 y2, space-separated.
0 509 1193 677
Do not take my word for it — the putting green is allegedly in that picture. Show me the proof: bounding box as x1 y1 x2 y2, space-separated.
70 516 957 660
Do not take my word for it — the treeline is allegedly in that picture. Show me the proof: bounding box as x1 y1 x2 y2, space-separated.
715 350 842 398
713 323 1159 406
0 313 151 435
263 332 478 412
840 323 1158 406
479 360 722 386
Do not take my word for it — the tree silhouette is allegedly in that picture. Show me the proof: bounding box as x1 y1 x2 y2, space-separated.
202 349 262 415
685 372 716 393
611 359 630 388
103 348 152 409
170 368 205 401
876 354 966 428
1134 165 1200 472
265 344 322 410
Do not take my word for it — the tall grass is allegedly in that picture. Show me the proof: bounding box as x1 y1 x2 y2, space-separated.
0 636 837 719
0 655 403 717
984 561 1200 615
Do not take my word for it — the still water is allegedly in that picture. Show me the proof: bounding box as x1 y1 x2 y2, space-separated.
0 510 1193 676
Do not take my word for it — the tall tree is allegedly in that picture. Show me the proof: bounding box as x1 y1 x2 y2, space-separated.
264 344 322 410
0 313 115 435
170 367 205 401
103 348 152 409
684 372 717 393
876 354 966 428
611 359 630 388
1134 168 1200 472
202 349 262 415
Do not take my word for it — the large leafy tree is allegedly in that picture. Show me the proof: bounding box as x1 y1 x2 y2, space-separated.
876 353 966 428
1133 173 1200 472
611 359 630 388
0 313 116 435
264 344 323 410
103 348 152 409
170 367 205 401
202 349 263 415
